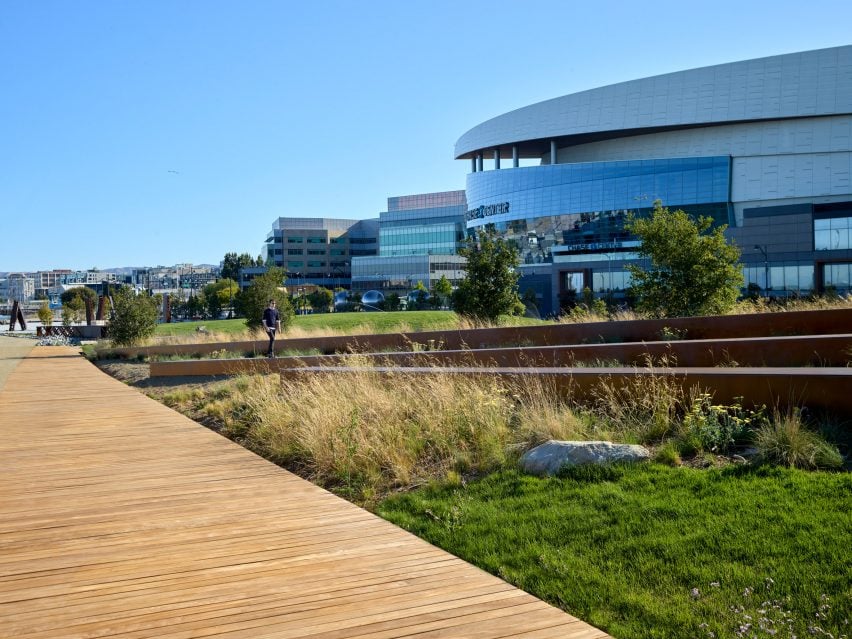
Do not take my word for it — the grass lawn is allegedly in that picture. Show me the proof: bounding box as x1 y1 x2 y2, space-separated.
378 464 852 639
153 310 547 337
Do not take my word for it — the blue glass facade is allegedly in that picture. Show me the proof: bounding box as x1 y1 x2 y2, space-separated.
353 190 467 292
465 157 731 228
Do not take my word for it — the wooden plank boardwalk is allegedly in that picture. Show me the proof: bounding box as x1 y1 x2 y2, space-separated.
0 346 609 639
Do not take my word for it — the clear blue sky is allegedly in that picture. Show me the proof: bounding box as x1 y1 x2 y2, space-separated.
1 0 850 272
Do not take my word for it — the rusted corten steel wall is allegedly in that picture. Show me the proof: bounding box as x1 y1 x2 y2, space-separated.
148 333 852 377
105 307 852 359
274 366 852 416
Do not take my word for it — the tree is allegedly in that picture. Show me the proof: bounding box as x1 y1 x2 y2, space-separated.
60 286 97 307
237 267 293 330
307 287 334 313
383 292 402 312
626 201 743 318
62 297 84 325
108 287 159 346
433 275 452 309
451 230 521 321
220 252 260 283
202 278 238 319
37 301 53 326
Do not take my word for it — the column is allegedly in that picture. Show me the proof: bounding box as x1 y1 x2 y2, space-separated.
476 154 483 172
550 140 557 165
512 145 519 168
471 158 477 173
493 149 500 170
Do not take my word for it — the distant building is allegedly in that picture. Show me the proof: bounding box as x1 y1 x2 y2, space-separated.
254 217 379 290
35 269 73 299
7 273 35 303
351 190 467 293
133 264 218 298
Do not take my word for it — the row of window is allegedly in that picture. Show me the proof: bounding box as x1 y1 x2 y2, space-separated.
579 264 832 293
284 249 348 256
466 156 731 227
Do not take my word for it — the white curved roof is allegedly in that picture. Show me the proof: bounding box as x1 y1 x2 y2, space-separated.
454 45 852 159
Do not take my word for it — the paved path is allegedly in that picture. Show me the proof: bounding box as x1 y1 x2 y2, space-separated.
0 346 609 638
0 335 35 391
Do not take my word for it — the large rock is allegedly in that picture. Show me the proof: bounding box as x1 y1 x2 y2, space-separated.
520 440 650 476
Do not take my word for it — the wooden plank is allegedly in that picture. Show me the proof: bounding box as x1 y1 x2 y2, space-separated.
0 346 610 638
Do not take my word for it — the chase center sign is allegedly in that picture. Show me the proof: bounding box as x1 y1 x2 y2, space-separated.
465 202 510 222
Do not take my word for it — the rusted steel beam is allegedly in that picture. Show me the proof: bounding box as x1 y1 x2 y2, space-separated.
148 333 852 377
274 366 852 416
101 307 852 360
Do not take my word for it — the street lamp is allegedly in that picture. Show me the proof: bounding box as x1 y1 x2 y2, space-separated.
754 245 769 295
600 253 614 296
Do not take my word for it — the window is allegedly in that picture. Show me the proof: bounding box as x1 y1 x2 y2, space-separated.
307 237 325 244
330 249 346 256
814 216 851 251
287 261 303 268
307 261 325 268
287 237 303 244
288 249 303 255
307 249 325 255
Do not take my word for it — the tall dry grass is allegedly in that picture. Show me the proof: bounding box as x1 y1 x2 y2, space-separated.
203 366 583 503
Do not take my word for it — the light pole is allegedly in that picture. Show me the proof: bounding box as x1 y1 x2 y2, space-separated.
601 253 614 297
754 245 769 295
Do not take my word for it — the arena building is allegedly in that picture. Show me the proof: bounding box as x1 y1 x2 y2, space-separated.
455 45 852 315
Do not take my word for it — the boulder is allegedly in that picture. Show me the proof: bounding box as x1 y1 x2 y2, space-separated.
520 440 650 476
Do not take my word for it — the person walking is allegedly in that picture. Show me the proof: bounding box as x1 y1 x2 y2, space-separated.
262 299 281 358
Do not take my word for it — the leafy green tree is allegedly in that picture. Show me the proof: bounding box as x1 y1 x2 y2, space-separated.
108 287 159 346
202 278 238 319
220 252 260 282
452 230 521 321
60 286 97 307
308 287 334 313
238 267 293 330
186 294 205 319
433 275 452 309
38 301 54 326
383 292 402 312
626 201 743 318
62 297 85 325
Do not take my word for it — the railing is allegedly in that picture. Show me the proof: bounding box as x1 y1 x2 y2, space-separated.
36 326 108 338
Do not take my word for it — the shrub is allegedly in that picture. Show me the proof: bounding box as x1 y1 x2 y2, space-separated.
678 393 764 454
108 287 159 346
653 442 682 466
237 267 294 330
755 410 843 469
37 301 54 327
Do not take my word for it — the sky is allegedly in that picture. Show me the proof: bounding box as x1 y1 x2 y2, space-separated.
1 0 851 272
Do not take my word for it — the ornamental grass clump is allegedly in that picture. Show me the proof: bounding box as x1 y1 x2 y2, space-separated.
588 364 686 443
230 364 583 503
755 410 843 470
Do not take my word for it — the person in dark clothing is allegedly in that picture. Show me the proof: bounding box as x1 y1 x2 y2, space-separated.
262 299 281 357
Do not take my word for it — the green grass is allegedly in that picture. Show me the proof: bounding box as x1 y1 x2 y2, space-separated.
153 311 547 337
378 464 852 639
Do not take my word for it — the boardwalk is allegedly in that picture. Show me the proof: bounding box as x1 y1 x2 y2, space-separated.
0 346 609 639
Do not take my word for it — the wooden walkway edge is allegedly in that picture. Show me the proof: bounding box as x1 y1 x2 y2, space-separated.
0 346 610 638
